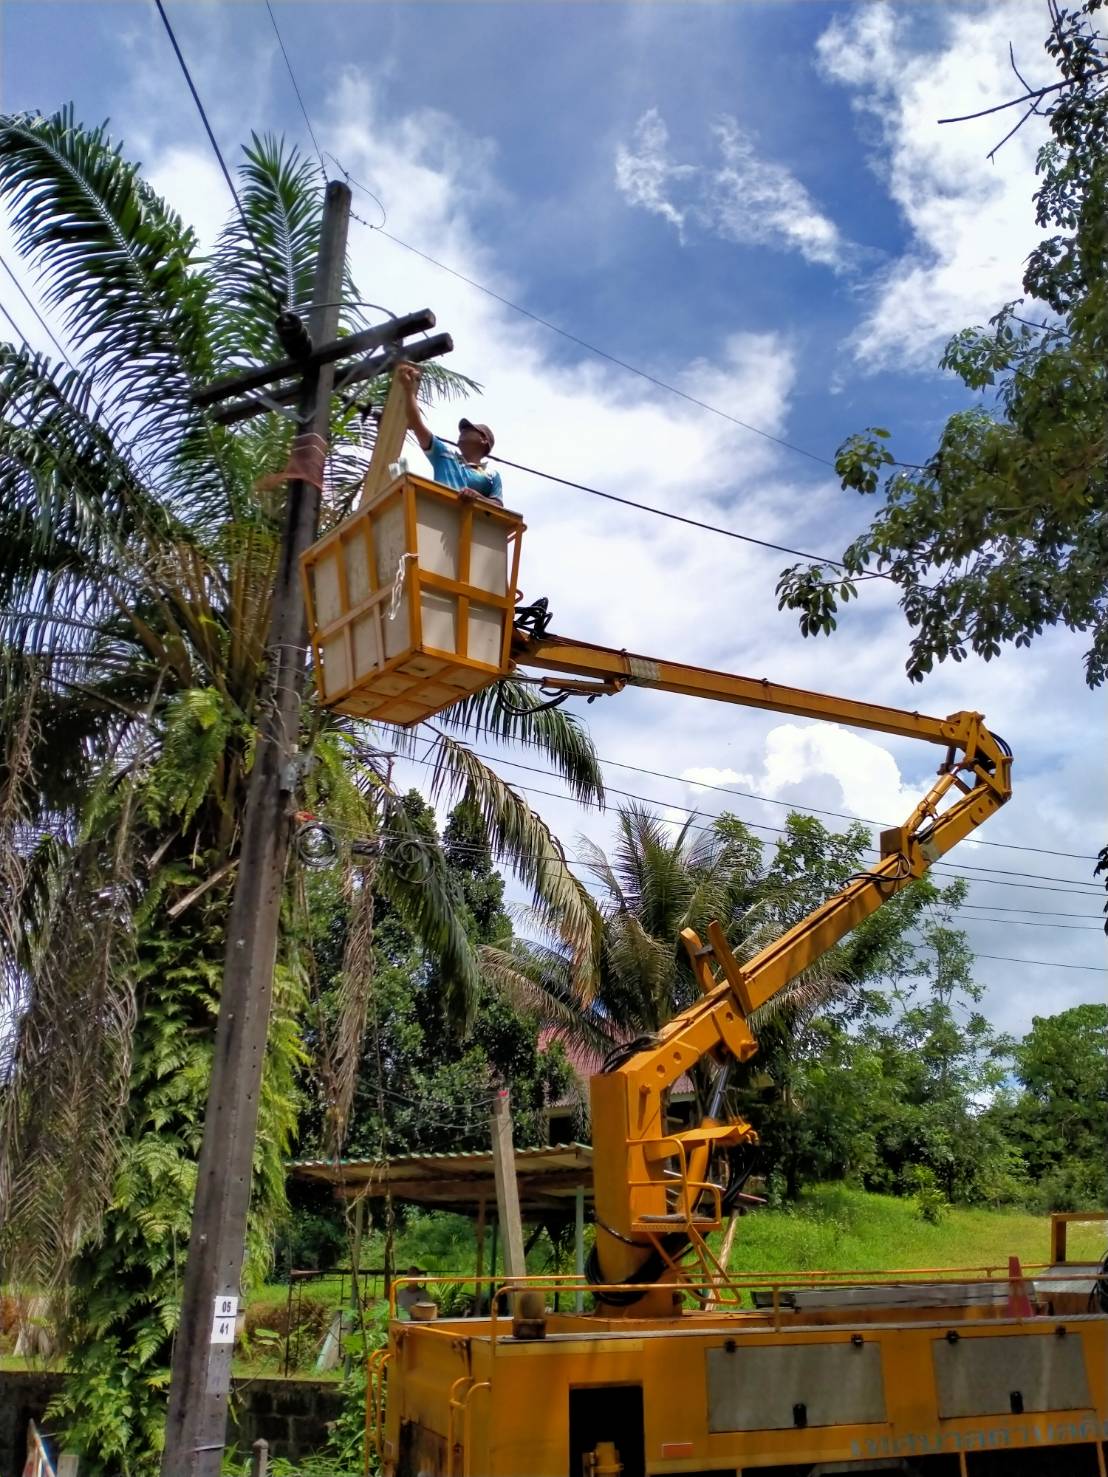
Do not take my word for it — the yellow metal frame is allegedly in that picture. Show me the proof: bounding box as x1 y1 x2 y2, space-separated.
377 1270 1108 1476
325 517 1108 1477
301 473 524 724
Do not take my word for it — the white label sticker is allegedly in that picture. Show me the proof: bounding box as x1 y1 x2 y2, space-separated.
210 1294 239 1345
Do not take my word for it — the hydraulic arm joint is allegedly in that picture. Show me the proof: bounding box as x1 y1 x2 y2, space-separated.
513 631 1012 1309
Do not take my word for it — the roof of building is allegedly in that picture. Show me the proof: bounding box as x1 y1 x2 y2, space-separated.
288 1142 593 1217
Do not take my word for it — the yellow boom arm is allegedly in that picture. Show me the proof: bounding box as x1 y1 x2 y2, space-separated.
512 631 1012 1307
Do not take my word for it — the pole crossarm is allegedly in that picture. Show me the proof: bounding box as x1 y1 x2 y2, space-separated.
210 332 454 427
190 308 437 408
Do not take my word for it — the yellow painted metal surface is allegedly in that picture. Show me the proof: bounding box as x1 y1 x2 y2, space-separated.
378 1289 1108 1475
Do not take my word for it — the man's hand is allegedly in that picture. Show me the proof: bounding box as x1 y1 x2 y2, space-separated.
396 362 432 449
456 487 477 504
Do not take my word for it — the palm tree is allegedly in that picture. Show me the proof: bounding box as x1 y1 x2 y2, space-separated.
488 804 935 1135
0 108 601 1470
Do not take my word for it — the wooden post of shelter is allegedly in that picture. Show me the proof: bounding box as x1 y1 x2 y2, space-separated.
474 1195 487 1312
490 1091 526 1279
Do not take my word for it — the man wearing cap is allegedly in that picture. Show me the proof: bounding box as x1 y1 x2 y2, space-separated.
396 362 502 503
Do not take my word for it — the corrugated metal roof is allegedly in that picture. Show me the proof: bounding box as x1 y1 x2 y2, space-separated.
288 1142 591 1171
287 1143 594 1212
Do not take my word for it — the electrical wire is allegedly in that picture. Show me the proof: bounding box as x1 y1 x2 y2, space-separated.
485 448 870 571
974 953 1105 973
411 738 1104 890
154 0 284 309
401 716 1096 863
0 255 80 373
385 752 1104 901
325 155 387 230
316 770 1104 914
299 816 1107 918
426 431 869 574
365 222 838 470
265 0 327 177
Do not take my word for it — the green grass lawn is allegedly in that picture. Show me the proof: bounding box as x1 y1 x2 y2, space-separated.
4 1191 1104 1379
720 1184 1107 1277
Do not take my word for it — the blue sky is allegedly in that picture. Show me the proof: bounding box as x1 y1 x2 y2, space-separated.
3 0 1105 1033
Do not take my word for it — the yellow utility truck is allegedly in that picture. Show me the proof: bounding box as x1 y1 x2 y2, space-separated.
302 452 1108 1477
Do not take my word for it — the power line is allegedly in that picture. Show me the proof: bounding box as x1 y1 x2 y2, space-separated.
388 748 1104 901
299 817 1106 920
418 738 1103 889
975 953 1105 973
264 0 327 177
366 222 837 471
956 902 1104 920
153 0 283 309
485 447 872 571
961 916 1103 931
422 717 1095 863
0 256 78 371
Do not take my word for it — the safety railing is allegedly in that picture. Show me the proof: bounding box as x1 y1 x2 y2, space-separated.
627 1176 723 1232
384 1264 1106 1348
477 1266 1102 1341
627 1131 728 1230
444 1376 492 1477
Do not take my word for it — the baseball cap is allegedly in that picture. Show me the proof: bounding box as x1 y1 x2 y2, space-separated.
459 417 495 451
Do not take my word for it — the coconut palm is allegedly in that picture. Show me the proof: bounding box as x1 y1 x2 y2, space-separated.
0 109 601 1470
487 804 935 1115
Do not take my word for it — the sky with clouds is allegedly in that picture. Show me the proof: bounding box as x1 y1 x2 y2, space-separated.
2 0 1104 1037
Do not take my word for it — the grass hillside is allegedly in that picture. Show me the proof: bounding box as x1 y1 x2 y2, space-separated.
722 1184 1107 1276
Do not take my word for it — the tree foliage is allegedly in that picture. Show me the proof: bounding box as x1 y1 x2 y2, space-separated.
301 795 573 1163
777 1 1108 686
994 1002 1108 1208
0 110 602 1471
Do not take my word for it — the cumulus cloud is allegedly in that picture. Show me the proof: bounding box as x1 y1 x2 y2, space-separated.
615 107 851 270
684 721 924 829
816 1 1055 372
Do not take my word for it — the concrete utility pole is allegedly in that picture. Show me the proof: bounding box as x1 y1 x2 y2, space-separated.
161 181 351 1476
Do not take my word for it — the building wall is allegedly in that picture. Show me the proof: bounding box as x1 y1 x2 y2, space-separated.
0 1371 346 1475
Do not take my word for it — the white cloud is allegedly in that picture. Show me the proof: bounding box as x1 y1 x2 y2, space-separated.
615 108 851 270
683 720 924 829
613 108 693 235
817 1 1055 371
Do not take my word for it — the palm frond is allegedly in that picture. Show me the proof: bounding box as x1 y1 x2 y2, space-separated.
576 832 626 909
0 835 139 1285
374 789 480 1028
0 345 178 616
0 107 228 515
420 729 601 995
211 134 325 361
327 863 377 1154
435 680 605 804
479 939 614 1063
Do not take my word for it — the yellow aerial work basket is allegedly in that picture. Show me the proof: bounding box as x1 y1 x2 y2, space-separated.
300 472 524 727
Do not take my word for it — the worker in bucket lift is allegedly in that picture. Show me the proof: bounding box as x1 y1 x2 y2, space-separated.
396 361 502 504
